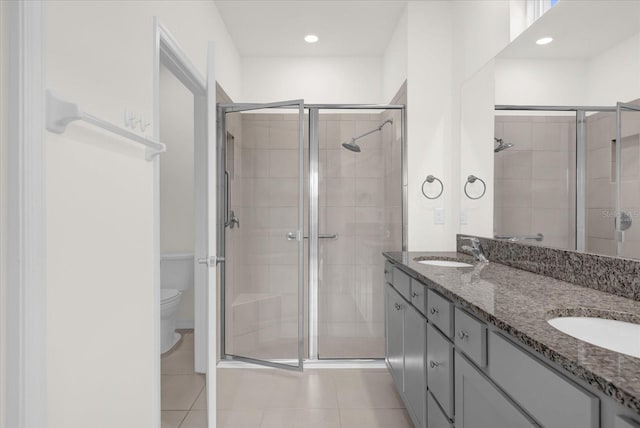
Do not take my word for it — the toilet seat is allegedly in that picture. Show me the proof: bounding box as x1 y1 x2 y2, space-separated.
161 288 181 305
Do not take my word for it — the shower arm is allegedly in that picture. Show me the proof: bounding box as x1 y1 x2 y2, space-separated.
348 119 393 143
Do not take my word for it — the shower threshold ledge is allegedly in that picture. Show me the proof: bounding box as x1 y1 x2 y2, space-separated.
216 358 386 370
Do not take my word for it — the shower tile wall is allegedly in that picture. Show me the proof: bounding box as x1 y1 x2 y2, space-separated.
494 115 576 250
586 100 640 258
317 113 392 359
225 105 403 360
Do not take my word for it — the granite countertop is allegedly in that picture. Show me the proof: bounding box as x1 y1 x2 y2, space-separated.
384 251 640 414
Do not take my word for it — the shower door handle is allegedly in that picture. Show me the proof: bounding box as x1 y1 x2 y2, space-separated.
224 170 230 227
197 256 225 266
286 232 338 240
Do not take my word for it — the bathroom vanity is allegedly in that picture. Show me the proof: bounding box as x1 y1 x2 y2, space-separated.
383 241 640 428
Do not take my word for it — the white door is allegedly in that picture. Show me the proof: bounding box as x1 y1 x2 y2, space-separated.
193 41 218 427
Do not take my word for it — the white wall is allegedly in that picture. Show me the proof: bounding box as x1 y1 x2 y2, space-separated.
45 2 240 426
495 59 589 105
241 56 383 103
404 0 511 250
452 1 511 83
406 1 455 251
0 1 7 426
449 1 516 243
459 62 496 238
159 65 196 327
588 32 640 106
160 65 195 254
383 5 408 103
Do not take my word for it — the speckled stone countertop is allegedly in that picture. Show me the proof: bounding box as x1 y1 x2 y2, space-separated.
384 251 640 414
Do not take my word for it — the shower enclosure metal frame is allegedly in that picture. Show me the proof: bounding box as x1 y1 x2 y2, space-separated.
495 103 638 255
217 102 407 370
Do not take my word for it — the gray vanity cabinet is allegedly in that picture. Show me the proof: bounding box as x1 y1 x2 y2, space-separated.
385 281 426 428
385 284 405 389
404 303 427 428
384 257 640 428
455 352 538 428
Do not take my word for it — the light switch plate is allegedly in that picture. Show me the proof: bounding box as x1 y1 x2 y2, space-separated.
460 209 468 225
434 208 445 225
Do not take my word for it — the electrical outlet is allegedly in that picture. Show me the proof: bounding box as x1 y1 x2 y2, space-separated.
460 209 468 225
434 208 445 225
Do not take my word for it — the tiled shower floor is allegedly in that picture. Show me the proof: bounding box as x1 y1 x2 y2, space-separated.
161 330 411 428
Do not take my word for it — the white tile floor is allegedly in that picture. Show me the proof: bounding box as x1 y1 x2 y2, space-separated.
161 330 412 428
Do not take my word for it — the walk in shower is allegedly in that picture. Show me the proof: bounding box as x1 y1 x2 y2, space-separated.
494 100 640 258
217 100 406 370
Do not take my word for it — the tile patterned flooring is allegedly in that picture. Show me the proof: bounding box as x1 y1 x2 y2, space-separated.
161 331 412 428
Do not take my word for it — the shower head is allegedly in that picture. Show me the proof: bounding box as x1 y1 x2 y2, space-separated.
342 140 361 152
494 138 514 153
341 118 393 152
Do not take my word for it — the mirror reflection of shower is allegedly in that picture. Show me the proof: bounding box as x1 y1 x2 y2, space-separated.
342 118 393 152
494 137 514 153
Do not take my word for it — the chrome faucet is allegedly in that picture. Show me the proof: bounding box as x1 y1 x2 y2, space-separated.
460 236 489 263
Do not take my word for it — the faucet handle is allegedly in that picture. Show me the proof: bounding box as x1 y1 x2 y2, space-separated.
460 236 480 245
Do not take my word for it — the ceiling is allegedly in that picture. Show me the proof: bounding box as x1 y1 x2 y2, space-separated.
215 1 407 57
498 0 640 60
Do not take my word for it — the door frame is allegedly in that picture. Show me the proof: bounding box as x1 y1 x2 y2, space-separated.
4 1 47 427
152 17 210 424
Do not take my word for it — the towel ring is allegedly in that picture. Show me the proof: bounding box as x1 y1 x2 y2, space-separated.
464 175 486 200
422 175 444 200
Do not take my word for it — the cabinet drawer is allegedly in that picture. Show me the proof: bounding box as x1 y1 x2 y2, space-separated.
384 261 393 284
454 308 487 367
393 266 412 301
410 279 427 315
428 390 453 428
488 332 599 428
427 323 454 417
427 289 453 337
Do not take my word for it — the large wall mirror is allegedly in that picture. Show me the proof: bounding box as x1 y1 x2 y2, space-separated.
464 0 640 259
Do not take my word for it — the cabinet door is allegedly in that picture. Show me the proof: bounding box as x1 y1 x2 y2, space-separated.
404 304 426 428
386 284 404 390
427 322 453 417
455 352 538 428
428 391 453 428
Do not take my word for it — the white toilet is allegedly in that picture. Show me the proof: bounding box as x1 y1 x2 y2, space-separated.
160 253 194 354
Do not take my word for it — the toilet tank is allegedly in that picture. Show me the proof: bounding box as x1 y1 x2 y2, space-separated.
160 253 194 291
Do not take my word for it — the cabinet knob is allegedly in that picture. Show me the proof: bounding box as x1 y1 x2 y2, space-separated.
384 269 389 274
394 303 402 311
457 330 469 340
412 291 419 298
430 360 440 368
430 307 439 315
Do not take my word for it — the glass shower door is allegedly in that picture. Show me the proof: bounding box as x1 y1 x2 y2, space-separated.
219 100 305 370
616 102 640 258
315 108 402 359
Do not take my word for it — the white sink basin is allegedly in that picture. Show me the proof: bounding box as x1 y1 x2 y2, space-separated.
417 260 473 268
548 317 640 359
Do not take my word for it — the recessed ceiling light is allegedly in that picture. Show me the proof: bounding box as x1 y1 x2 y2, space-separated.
304 34 319 43
536 37 553 45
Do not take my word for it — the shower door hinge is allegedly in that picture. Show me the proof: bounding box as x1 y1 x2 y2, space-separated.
197 256 225 267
